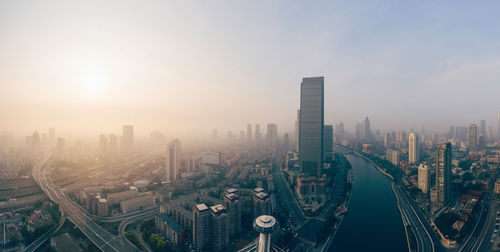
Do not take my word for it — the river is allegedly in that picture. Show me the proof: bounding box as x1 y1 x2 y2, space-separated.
329 154 408 252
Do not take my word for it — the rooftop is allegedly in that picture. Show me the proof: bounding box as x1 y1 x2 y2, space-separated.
253 187 265 193
195 203 209 212
157 213 185 233
254 192 269 200
210 204 227 214
224 193 239 201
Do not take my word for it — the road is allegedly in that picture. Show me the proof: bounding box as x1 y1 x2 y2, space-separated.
272 153 306 226
23 216 66 252
394 184 435 252
32 154 140 252
459 192 493 252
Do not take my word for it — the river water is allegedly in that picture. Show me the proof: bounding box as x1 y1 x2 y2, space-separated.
329 154 408 252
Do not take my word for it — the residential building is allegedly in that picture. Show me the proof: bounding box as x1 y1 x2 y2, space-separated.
155 213 185 246
166 139 181 182
418 164 430 194
210 204 229 251
193 204 211 251
469 124 478 152
435 142 452 207
224 193 241 237
121 125 134 153
409 132 419 164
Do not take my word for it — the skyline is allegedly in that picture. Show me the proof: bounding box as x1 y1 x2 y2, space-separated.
1 1 500 137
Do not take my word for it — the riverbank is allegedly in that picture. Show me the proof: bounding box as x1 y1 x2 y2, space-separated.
317 167 353 252
329 154 408 251
353 151 394 180
351 150 415 252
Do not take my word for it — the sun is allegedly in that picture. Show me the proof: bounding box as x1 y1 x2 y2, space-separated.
80 66 108 100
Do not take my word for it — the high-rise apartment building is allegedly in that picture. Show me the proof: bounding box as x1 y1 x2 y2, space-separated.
386 149 400 167
469 124 478 152
408 132 419 165
224 193 241 237
362 117 370 142
435 142 452 207
210 204 229 251
418 164 430 194
480 120 486 136
337 122 344 140
255 124 261 142
193 204 211 252
266 123 278 147
109 134 118 153
99 134 108 154
166 139 181 182
324 125 333 162
253 189 272 219
245 124 251 143
121 125 134 153
298 77 324 178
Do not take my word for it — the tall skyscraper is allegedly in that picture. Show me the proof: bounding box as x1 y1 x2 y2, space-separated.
469 124 478 152
166 139 181 182
435 142 451 207
337 122 344 139
480 120 486 136
212 129 218 138
253 190 272 219
193 204 211 252
49 127 55 144
408 132 419 165
298 77 324 178
210 205 229 251
295 109 300 152
31 131 40 149
109 134 118 153
418 164 430 194
255 124 261 142
266 123 278 146
224 193 241 237
247 124 252 142
121 125 134 153
324 125 333 162
362 117 370 142
99 134 108 154
384 133 391 148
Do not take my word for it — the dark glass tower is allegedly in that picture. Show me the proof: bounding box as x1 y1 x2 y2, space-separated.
298 77 324 178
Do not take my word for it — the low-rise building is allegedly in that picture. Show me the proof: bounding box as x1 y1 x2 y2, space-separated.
495 180 500 194
107 188 138 205
120 193 155 214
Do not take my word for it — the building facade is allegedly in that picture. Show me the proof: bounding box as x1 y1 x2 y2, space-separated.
166 139 181 182
435 142 452 207
469 124 478 152
408 132 419 165
324 125 333 162
418 164 430 194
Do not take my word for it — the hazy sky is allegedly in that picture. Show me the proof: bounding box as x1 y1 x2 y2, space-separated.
1 1 499 138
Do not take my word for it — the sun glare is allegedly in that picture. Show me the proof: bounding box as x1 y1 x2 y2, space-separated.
80 66 107 100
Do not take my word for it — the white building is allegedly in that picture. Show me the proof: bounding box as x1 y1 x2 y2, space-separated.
418 164 430 194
